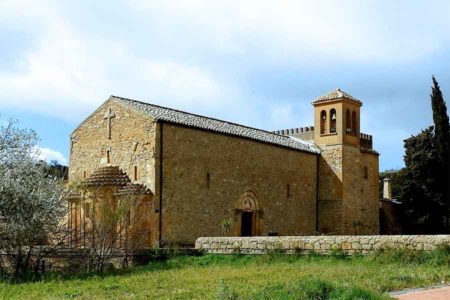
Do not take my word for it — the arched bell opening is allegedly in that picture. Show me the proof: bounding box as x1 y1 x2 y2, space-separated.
329 108 337 133
346 109 351 134
320 110 327 134
352 111 357 134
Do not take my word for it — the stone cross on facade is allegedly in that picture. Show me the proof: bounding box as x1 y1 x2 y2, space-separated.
103 107 115 139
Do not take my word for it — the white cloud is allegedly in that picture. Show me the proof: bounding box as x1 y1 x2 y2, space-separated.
267 98 313 131
0 0 238 123
129 0 449 63
1 0 449 125
1 0 450 172
35 146 67 165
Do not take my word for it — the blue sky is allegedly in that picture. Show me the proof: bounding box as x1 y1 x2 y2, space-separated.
1 0 450 170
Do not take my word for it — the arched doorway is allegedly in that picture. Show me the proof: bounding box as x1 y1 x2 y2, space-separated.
235 191 261 236
241 212 253 236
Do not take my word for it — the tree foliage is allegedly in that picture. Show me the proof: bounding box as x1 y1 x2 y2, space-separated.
400 127 446 233
431 76 450 167
44 161 68 180
430 76 450 229
67 182 152 273
400 76 450 233
379 169 406 199
0 119 68 278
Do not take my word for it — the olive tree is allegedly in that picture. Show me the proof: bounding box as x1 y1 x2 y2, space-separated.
0 119 68 278
76 184 153 273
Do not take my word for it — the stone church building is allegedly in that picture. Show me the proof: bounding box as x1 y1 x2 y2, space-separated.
68 89 379 247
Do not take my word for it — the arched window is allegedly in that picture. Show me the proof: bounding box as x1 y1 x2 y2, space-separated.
106 150 111 164
330 109 337 133
320 110 327 134
346 109 351 133
206 173 211 189
364 166 368 179
352 111 357 134
134 166 138 180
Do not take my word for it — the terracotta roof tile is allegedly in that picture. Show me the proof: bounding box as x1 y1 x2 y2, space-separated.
114 183 153 196
111 96 320 154
313 89 362 105
84 166 131 187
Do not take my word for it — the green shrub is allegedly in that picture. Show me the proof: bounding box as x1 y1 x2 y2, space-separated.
337 286 390 300
217 280 238 300
370 246 450 267
329 247 347 259
239 278 388 300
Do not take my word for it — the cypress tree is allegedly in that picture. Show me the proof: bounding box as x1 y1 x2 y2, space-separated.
430 76 450 231
401 127 444 233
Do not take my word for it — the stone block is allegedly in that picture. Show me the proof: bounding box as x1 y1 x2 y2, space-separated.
321 243 331 250
352 242 361 249
342 242 352 250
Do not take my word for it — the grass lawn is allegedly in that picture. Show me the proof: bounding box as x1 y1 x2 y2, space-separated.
0 248 449 299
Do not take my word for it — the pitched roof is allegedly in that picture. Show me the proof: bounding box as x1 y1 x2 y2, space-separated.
111 96 320 154
313 89 362 105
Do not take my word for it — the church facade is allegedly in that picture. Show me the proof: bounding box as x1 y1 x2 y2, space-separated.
68 89 379 247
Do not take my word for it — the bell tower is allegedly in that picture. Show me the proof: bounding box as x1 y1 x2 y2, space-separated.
312 89 379 235
273 88 378 234
313 89 362 147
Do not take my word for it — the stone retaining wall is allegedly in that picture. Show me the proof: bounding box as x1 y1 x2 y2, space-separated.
195 235 450 255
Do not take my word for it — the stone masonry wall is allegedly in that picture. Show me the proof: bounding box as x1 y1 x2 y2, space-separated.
317 144 379 235
318 145 343 234
69 98 160 245
196 235 450 255
161 123 319 246
70 99 157 191
340 146 379 234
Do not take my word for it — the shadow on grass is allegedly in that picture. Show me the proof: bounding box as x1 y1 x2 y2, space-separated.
369 244 450 267
217 277 391 300
0 253 351 285
2 246 449 285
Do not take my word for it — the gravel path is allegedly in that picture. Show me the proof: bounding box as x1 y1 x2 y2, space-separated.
390 285 450 299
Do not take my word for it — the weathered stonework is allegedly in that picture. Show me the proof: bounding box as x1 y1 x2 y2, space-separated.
68 88 381 247
341 145 379 234
161 123 318 245
310 90 379 235
69 99 160 245
70 100 158 191
196 235 450 254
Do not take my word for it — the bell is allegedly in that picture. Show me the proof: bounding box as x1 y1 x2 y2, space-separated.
332 113 336 120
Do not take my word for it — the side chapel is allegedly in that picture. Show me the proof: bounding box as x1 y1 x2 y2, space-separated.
68 89 379 247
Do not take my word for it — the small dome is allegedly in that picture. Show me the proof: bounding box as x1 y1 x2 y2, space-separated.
84 166 131 187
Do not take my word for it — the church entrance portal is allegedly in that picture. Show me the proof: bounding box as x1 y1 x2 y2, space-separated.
234 191 260 236
241 212 253 236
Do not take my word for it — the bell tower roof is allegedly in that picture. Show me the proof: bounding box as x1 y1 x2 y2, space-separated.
312 88 362 106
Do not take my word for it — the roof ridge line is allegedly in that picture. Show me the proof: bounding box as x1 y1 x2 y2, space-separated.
110 95 320 154
111 95 291 138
